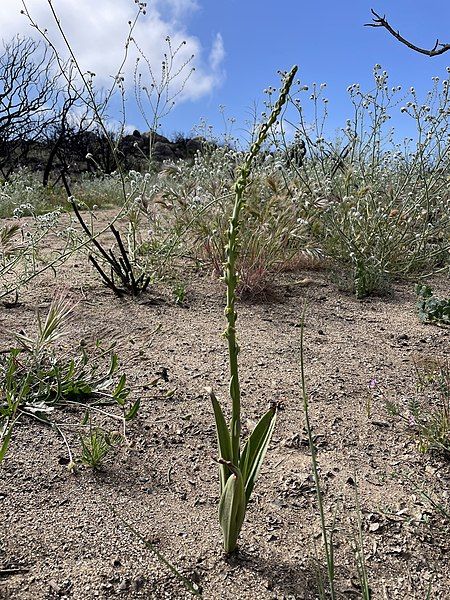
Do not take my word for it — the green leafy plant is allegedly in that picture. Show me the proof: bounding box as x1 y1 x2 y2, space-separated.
208 66 297 554
0 296 138 464
79 418 123 470
416 284 450 325
172 280 187 305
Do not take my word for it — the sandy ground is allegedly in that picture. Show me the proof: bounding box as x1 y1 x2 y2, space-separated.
0 214 449 600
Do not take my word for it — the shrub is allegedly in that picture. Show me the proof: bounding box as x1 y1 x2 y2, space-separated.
278 66 450 297
141 143 315 296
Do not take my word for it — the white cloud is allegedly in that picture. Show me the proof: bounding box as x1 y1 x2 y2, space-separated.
153 0 200 22
210 33 225 72
0 0 225 109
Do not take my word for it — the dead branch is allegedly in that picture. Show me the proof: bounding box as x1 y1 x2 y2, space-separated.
366 9 450 57
0 36 61 178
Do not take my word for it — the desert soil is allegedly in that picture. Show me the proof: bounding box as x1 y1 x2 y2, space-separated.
0 212 449 600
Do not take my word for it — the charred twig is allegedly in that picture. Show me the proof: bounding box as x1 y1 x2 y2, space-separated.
88 254 124 296
62 173 151 297
366 9 450 57
0 568 30 577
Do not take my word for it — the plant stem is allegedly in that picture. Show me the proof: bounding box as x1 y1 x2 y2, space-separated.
299 307 336 600
224 66 298 464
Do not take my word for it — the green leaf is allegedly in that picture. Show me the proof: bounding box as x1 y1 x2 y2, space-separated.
209 388 232 492
108 352 119 376
125 398 140 421
0 422 14 463
113 374 127 406
416 284 450 325
240 406 277 503
218 463 246 554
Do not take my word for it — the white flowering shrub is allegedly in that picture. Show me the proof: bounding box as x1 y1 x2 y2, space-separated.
0 205 68 298
0 168 61 218
71 172 125 209
0 169 126 219
278 65 450 296
1 66 448 299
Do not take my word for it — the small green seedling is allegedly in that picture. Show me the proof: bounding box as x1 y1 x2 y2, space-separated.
79 417 123 470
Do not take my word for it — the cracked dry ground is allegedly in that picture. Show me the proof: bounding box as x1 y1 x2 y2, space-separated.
0 247 449 599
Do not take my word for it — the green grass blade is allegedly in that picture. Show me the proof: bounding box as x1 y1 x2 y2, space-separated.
107 504 202 596
0 421 14 463
300 306 336 600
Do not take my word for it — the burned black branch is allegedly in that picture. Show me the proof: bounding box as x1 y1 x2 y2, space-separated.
366 9 450 57
61 173 151 297
0 36 61 178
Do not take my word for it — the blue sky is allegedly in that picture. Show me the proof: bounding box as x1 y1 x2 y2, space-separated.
165 0 450 141
3 1 450 143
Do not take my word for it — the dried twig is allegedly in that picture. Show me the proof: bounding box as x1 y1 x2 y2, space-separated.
366 9 450 57
62 173 150 296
